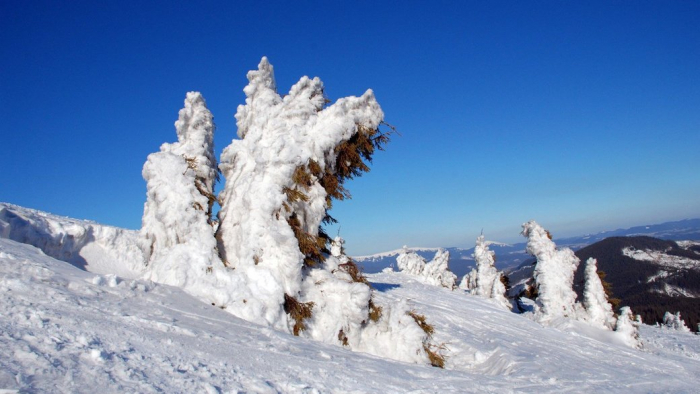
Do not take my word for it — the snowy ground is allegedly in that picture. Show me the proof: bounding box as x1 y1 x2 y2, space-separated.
1 238 699 392
2 203 700 392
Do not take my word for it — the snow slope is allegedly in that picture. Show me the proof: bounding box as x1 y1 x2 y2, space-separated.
2 230 700 392
0 202 145 278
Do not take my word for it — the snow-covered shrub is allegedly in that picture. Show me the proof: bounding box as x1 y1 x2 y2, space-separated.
396 246 427 276
582 258 616 329
615 306 642 348
141 92 224 289
423 249 457 289
521 221 580 320
397 247 457 289
460 235 509 308
662 311 691 332
211 58 436 365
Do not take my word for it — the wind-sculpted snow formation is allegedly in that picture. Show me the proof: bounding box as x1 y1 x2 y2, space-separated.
396 247 457 288
461 235 509 308
139 58 436 365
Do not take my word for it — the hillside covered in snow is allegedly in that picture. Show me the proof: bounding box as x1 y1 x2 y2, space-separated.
2 203 700 393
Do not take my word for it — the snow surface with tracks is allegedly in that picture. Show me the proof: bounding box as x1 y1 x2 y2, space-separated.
2 204 700 393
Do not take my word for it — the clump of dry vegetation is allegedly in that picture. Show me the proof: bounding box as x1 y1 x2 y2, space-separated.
284 293 314 336
409 310 445 368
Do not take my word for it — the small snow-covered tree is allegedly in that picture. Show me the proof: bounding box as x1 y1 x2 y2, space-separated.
662 311 690 332
141 92 221 285
461 235 509 307
397 247 456 289
423 249 457 289
615 306 642 348
582 258 616 329
396 246 427 276
521 220 580 320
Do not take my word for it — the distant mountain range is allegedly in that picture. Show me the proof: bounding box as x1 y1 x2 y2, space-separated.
354 218 700 278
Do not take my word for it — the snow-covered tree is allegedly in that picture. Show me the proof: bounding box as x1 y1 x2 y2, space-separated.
615 306 642 348
582 258 616 329
423 249 457 289
141 92 222 287
521 220 580 320
396 246 427 276
460 235 509 307
397 247 456 289
662 311 691 332
213 58 438 365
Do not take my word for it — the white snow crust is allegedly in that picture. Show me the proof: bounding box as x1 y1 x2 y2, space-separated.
0 203 144 278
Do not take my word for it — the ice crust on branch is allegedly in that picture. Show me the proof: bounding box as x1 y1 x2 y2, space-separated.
582 258 616 329
461 235 509 308
521 220 580 320
397 247 457 289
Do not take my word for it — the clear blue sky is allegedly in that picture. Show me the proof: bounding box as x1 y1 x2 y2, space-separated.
2 1 699 255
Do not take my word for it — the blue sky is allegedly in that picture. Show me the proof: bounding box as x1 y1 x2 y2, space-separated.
2 1 699 255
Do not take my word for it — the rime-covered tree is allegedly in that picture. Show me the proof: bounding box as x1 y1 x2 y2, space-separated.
396 247 427 276
460 235 509 307
141 92 222 288
397 247 457 289
215 58 438 365
423 249 457 289
615 306 642 348
582 258 616 329
521 220 580 320
662 311 691 332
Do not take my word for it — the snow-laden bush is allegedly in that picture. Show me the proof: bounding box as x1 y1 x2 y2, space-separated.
397 247 457 289
615 306 642 348
460 235 509 308
582 258 616 329
662 311 691 332
396 246 427 276
521 221 580 320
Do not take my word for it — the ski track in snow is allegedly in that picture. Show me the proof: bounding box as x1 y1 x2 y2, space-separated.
2 237 700 393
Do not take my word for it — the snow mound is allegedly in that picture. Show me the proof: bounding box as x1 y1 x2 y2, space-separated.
0 202 144 278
